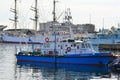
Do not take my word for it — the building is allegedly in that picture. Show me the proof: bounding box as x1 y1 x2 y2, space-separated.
39 21 95 36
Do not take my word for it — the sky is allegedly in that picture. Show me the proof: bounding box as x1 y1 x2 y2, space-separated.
0 0 120 30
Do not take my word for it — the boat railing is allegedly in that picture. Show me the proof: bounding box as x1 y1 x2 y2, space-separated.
40 48 95 55
17 47 95 56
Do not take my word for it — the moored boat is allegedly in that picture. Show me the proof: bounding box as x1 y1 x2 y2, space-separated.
0 0 70 44
0 31 70 44
88 27 120 46
108 58 120 72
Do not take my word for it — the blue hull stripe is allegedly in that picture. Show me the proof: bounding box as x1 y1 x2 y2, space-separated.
16 55 114 66
17 60 106 66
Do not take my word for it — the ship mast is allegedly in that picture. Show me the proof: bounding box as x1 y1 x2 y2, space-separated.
14 0 17 30
52 0 58 32
31 0 38 31
53 0 56 22
35 0 38 31
10 0 18 30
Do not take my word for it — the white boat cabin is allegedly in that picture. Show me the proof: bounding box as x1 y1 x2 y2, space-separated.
40 39 95 55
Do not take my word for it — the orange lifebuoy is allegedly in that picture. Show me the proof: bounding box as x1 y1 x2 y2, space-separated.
45 37 49 42
67 47 71 52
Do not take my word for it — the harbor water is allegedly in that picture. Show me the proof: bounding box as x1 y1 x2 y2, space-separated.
0 43 120 80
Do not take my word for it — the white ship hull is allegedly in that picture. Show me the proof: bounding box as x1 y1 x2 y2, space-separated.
89 38 120 46
0 34 70 44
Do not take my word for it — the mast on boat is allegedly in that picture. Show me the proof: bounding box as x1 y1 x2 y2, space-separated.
31 0 38 31
10 0 18 30
53 0 56 23
52 0 57 32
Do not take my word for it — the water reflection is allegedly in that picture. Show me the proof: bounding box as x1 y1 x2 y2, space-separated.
16 62 112 80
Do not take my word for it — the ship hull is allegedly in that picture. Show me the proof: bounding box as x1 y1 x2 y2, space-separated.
16 53 115 67
89 38 120 46
1 40 41 44
0 34 70 44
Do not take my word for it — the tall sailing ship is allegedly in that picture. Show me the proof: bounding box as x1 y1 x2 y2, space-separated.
0 0 70 44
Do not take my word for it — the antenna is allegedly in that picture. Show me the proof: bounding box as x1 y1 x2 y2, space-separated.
89 14 91 24
63 8 74 39
103 18 104 29
63 8 72 23
102 18 105 34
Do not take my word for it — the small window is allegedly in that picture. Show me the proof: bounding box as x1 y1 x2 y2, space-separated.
74 44 76 47
81 44 85 48
61 46 62 49
77 45 79 49
87 44 91 48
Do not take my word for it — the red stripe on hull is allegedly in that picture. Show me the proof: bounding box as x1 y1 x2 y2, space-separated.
2 41 41 44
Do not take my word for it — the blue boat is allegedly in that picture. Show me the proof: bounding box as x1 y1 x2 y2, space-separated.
16 38 116 67
108 58 120 72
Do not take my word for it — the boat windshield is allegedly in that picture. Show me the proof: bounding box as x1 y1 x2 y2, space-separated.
86 43 91 48
81 43 85 48
81 43 92 49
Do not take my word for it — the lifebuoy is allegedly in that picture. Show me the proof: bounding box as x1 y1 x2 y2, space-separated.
45 37 49 42
67 47 71 52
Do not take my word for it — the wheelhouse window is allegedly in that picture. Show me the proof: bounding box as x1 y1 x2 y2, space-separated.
74 44 76 47
61 46 62 49
81 43 85 48
87 43 91 48
77 45 79 49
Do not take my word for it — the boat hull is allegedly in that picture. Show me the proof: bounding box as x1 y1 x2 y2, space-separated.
16 53 115 67
0 34 70 44
1 40 41 44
